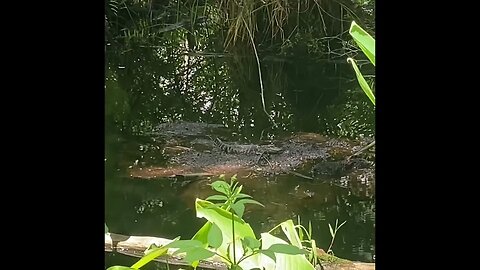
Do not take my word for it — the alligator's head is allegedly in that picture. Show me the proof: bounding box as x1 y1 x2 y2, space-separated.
263 145 283 154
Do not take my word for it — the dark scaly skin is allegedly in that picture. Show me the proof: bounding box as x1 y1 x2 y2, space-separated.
210 137 282 155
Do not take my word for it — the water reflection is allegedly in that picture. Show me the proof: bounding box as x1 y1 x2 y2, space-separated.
106 30 374 140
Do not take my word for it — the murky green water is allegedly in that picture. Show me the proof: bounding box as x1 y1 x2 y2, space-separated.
105 135 375 266
105 20 375 267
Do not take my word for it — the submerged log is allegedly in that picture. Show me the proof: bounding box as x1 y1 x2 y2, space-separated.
105 233 375 270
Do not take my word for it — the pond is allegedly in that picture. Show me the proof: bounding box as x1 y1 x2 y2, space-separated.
105 151 375 263
105 82 374 268
105 4 375 266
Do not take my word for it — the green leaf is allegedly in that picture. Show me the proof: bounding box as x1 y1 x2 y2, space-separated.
231 265 244 270
261 233 315 270
280 220 303 248
241 238 249 254
298 225 303 242
205 204 222 210
107 266 135 270
195 199 257 266
328 223 334 237
145 243 159 255
172 246 216 264
131 246 168 269
210 181 230 195
258 250 276 262
208 223 223 249
131 237 180 269
192 221 213 244
347 58 375 105
195 199 255 240
206 195 228 201
265 244 307 255
226 242 232 262
231 202 245 217
231 174 238 184
243 236 261 250
235 199 264 207
236 193 252 199
349 21 375 66
232 184 242 197
311 239 318 265
132 237 194 269
183 247 216 264
167 240 204 249
195 199 255 238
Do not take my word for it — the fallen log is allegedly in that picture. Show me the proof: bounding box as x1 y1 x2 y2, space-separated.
105 233 375 270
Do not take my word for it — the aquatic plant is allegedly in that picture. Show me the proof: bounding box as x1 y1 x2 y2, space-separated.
204 174 265 217
106 175 352 269
347 21 375 105
345 20 375 149
293 216 348 266
327 219 347 255
107 175 317 270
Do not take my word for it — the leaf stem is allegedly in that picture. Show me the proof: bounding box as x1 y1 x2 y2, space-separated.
232 211 236 265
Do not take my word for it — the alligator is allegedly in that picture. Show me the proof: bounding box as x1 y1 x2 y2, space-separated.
210 136 283 155
127 121 373 181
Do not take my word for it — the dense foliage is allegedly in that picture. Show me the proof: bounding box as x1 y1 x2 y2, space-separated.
105 0 375 139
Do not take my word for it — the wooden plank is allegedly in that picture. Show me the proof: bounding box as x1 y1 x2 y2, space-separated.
105 233 375 270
